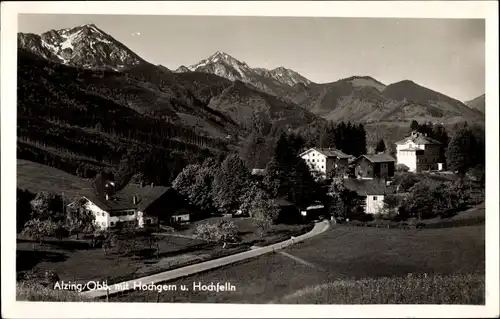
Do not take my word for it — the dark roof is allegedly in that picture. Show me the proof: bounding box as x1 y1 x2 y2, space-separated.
354 154 396 163
395 132 441 145
343 179 388 196
84 184 171 212
316 148 351 159
300 148 350 159
274 197 295 207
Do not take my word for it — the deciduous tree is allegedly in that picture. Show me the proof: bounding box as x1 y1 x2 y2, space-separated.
212 154 250 214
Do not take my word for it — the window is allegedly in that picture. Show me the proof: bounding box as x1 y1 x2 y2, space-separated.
373 196 378 200
322 165 324 169
312 159 315 162
101 222 106 226
128 211 135 216
110 221 115 227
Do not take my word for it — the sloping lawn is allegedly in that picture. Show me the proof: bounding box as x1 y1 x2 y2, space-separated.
17 235 215 285
17 159 93 200
110 224 484 303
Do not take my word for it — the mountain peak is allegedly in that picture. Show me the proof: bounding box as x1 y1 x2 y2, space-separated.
207 51 246 65
18 23 145 71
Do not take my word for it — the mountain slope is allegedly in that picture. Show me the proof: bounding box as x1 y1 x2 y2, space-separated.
206 80 318 130
382 80 483 119
17 49 232 185
287 77 484 124
253 66 312 86
465 94 485 113
18 23 146 71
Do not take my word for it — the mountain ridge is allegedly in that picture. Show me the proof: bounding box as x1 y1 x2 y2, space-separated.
18 23 484 128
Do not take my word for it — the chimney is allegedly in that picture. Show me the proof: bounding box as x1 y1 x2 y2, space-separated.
150 182 154 188
140 181 144 188
105 194 109 200
133 195 137 205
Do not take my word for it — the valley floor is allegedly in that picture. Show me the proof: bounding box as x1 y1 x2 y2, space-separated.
109 224 484 303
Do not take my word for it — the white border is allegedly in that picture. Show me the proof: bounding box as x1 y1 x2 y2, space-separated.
1 1 498 318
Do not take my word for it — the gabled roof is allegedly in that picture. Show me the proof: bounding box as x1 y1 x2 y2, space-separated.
395 132 441 145
299 148 351 159
353 154 396 163
343 179 387 196
84 184 172 212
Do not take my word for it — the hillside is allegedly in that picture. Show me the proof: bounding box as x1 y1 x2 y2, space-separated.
17 49 231 185
17 159 93 200
17 47 324 183
382 80 482 119
286 77 484 125
465 94 485 113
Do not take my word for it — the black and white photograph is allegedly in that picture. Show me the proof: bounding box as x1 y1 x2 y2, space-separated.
1 1 499 318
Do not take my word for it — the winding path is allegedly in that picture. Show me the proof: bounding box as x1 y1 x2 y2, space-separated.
81 220 331 299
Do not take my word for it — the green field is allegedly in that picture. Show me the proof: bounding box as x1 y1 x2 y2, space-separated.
17 159 93 200
17 235 226 286
110 224 484 303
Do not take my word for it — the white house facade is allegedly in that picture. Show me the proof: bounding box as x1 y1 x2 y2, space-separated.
365 194 385 215
81 197 146 230
69 184 182 230
342 179 390 215
299 148 350 177
395 132 442 172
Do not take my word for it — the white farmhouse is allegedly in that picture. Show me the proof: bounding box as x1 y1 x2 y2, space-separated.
68 184 190 230
395 131 442 172
342 179 390 215
299 148 350 177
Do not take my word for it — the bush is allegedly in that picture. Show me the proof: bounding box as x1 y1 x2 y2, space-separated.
393 172 419 193
396 163 410 173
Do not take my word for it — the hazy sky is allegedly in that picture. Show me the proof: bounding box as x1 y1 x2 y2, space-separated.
18 14 485 101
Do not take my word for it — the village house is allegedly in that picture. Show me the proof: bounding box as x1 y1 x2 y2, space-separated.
342 179 392 215
352 154 396 179
395 131 443 172
299 147 351 178
69 184 192 230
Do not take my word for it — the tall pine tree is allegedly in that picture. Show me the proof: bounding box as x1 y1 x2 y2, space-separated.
375 138 386 153
445 127 479 174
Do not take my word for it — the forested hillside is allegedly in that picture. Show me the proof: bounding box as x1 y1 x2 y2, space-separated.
17 50 229 185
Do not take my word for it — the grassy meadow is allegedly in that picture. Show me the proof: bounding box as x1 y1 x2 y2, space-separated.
110 224 484 303
17 159 93 200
